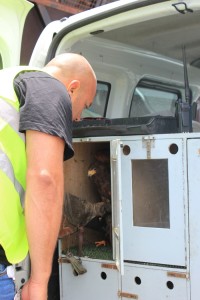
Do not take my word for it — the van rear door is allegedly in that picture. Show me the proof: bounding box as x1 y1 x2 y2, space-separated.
0 0 33 68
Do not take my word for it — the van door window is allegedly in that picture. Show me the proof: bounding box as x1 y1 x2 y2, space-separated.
130 80 180 118
81 81 110 118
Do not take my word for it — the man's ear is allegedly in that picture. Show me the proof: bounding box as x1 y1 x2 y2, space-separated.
68 80 80 94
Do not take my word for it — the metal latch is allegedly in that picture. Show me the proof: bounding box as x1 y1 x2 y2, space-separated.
118 291 138 299
142 136 155 159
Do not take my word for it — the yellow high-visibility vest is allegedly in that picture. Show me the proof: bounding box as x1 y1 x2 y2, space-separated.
0 66 40 264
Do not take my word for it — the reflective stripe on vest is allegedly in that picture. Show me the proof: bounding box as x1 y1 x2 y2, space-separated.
0 66 41 263
0 100 26 191
0 149 25 206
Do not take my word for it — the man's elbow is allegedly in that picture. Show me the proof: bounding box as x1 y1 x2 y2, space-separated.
26 169 63 204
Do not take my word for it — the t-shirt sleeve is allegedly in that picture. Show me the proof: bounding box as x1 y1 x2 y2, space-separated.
14 72 74 161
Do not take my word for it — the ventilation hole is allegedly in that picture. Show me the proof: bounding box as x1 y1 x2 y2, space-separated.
135 276 141 285
101 272 107 280
21 278 25 284
166 281 174 290
169 143 178 154
123 145 131 155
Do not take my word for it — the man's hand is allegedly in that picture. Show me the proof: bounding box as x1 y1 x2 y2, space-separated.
21 278 48 300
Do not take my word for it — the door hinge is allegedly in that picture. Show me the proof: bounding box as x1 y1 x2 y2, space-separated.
167 271 189 279
101 263 117 270
118 291 138 299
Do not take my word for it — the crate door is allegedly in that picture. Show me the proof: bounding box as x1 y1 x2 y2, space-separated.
188 138 200 300
111 139 124 275
121 138 186 266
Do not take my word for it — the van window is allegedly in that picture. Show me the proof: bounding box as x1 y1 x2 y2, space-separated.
82 81 110 118
130 79 180 118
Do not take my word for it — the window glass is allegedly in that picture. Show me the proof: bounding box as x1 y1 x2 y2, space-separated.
132 159 170 229
130 80 180 118
81 81 110 118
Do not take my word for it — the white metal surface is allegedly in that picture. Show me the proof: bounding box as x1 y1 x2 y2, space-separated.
122 263 189 300
188 138 200 300
59 257 119 300
121 136 186 266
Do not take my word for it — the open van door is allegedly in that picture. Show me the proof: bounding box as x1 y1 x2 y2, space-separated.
0 0 33 68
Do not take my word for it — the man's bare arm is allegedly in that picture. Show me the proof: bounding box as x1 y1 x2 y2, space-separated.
22 130 65 300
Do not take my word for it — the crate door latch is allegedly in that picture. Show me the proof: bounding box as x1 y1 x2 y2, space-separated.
142 136 155 159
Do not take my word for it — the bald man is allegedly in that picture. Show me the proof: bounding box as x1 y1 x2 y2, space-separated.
0 53 96 300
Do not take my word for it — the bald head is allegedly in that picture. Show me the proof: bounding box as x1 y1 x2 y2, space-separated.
42 53 96 87
42 53 97 120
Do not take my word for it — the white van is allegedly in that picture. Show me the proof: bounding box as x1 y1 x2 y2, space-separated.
1 1 200 299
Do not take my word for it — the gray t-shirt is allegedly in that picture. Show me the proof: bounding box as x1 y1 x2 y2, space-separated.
14 71 74 160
